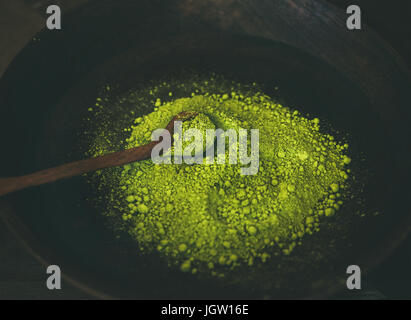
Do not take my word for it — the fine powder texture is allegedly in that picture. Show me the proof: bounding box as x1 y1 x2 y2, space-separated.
85 77 352 277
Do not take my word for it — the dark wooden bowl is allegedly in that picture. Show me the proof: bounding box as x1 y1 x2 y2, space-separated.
0 0 410 298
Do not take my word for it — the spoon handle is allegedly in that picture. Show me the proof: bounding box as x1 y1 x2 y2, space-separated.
0 111 197 197
0 141 156 197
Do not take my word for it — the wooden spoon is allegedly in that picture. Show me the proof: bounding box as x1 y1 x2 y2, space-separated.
0 111 198 197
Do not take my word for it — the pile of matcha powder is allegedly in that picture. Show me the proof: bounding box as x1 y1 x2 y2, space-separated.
85 76 352 277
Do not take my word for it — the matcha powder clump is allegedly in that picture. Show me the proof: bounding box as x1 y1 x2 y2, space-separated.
85 76 352 277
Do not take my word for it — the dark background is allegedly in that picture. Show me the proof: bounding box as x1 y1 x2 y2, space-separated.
0 0 409 299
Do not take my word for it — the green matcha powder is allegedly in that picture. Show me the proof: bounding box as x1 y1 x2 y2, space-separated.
85 76 352 277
